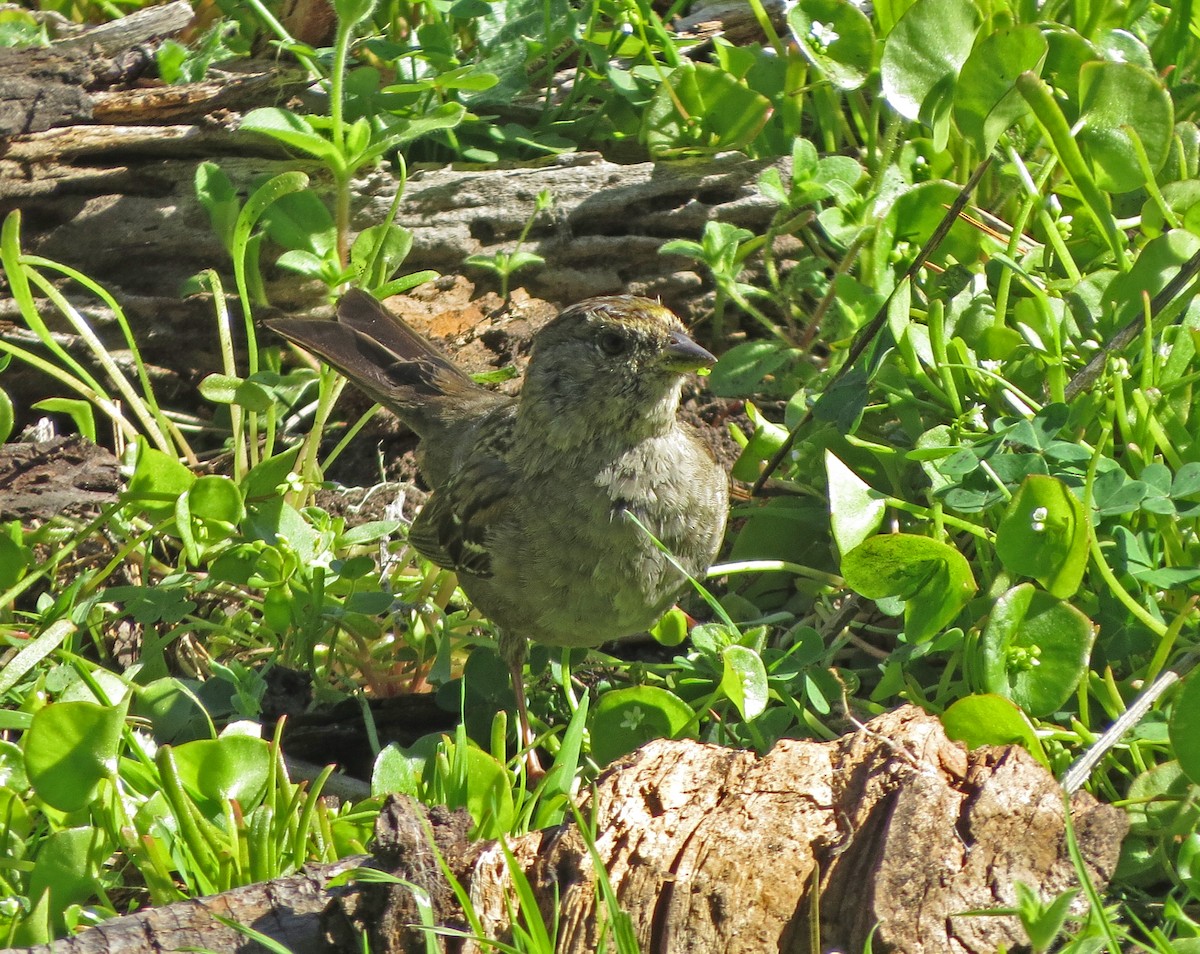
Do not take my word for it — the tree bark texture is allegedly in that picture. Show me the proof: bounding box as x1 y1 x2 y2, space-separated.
0 9 788 426
2 709 1126 954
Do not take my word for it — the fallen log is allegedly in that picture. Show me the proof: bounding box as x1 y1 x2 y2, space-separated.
10 706 1127 954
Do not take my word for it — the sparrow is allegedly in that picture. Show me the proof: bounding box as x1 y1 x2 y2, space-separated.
267 289 729 768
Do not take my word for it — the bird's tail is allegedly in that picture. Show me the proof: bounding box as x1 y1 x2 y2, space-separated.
266 289 490 435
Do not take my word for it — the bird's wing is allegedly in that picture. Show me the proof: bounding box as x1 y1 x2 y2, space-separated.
264 290 499 435
408 453 514 579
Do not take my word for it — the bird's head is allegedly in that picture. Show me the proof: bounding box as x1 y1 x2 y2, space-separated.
518 297 715 448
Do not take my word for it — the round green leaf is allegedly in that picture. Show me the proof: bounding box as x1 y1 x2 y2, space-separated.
1077 60 1173 194
440 741 515 839
1170 675 1200 786
172 735 271 809
24 699 128 812
0 535 29 591
188 475 245 527
650 607 689 647
787 0 875 91
841 533 977 642
880 0 981 122
372 742 425 798
980 584 1096 717
591 686 695 766
953 24 1047 154
995 474 1088 599
826 450 886 555
26 827 104 937
122 441 195 521
721 645 769 721
941 694 1043 759
0 739 29 792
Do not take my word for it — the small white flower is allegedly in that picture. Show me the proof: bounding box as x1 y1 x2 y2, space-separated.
980 359 1003 372
809 20 840 47
1031 506 1049 532
621 706 646 731
280 471 305 494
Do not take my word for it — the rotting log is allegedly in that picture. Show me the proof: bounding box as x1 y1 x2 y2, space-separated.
9 707 1124 954
333 705 1126 954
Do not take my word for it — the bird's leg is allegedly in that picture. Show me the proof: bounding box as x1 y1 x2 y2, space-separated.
500 631 545 780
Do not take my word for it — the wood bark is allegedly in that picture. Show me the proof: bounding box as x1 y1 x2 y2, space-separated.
6 707 1127 954
0 3 789 428
11 858 364 954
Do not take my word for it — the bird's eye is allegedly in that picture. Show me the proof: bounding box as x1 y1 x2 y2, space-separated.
597 330 627 356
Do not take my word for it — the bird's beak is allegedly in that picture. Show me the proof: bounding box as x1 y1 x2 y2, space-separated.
661 329 717 372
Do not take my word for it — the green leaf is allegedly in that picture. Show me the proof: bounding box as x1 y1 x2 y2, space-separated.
591 686 695 765
241 445 302 500
439 740 514 839
372 742 424 798
0 385 10 443
731 401 789 482
787 0 875 91
0 533 30 592
1105 231 1200 332
350 223 413 285
188 475 245 527
995 475 1089 599
841 533 976 642
172 735 271 809
826 451 886 555
880 0 980 135
1170 674 1200 786
953 25 1047 154
261 190 336 257
642 61 772 157
941 694 1046 763
25 828 104 938
651 607 689 647
340 520 402 546
195 161 239 252
980 584 1096 717
32 397 96 443
721 645 769 721
1077 60 1174 194
122 439 195 522
365 102 467 160
198 373 274 412
241 108 342 167
708 340 804 398
24 698 129 811
376 269 439 298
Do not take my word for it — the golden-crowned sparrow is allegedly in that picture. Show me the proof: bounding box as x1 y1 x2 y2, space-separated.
268 290 728 758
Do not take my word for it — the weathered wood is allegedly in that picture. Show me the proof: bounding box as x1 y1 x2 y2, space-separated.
0 1 195 135
0 434 120 520
10 857 364 954
4 141 783 315
334 707 1125 954
1 142 784 428
51 1 195 56
0 708 1127 954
